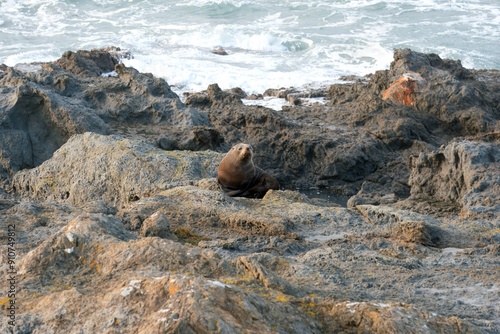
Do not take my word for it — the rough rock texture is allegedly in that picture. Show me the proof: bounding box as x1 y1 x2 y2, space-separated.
407 135 499 216
382 71 427 106
0 48 499 333
11 132 221 208
0 47 209 186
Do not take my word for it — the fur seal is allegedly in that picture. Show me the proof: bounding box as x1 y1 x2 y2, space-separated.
217 143 280 198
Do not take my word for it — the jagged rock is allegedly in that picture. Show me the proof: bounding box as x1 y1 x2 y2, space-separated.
228 87 247 99
327 48 500 141
2 181 497 333
211 46 228 56
157 126 224 151
355 204 484 248
408 136 500 218
322 301 481 334
262 87 327 106
263 87 297 98
55 49 120 76
0 48 211 184
184 83 243 109
0 66 111 174
0 48 499 333
382 71 427 106
208 101 387 191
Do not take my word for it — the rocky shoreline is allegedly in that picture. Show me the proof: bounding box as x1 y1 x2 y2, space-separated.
0 47 498 333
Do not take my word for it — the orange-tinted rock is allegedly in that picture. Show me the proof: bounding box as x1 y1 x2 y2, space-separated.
382 72 426 106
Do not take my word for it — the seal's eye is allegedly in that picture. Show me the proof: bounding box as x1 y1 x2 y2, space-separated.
238 147 242 151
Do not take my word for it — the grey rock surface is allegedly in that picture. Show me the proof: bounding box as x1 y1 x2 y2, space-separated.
0 47 210 186
11 132 221 208
408 134 500 218
0 48 498 333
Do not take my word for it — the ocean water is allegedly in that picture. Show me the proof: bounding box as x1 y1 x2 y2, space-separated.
1 0 499 97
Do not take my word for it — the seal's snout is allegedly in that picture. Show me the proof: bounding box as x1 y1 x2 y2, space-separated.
237 144 252 160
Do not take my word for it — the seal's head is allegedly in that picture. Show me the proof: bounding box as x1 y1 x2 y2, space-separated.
232 143 253 162
217 143 256 191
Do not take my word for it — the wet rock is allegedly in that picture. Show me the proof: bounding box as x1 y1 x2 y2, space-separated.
211 46 228 56
55 48 120 76
263 87 327 106
327 48 499 140
287 93 302 106
185 83 243 109
228 87 247 99
0 67 111 174
263 87 297 98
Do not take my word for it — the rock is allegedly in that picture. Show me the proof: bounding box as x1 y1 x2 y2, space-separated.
357 204 444 247
228 87 247 99
238 253 296 295
0 48 210 183
263 87 297 98
287 93 302 106
347 194 379 207
322 301 481 334
120 186 290 237
157 126 224 151
382 71 427 106
0 67 111 174
408 136 500 218
327 48 499 141
262 87 327 106
81 200 117 215
0 48 498 333
211 47 228 56
208 101 387 191
139 211 177 240
55 49 120 76
12 132 222 207
2 181 497 333
355 204 477 248
185 83 243 109
389 48 473 80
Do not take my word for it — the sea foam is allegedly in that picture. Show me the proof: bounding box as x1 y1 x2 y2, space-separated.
1 0 498 103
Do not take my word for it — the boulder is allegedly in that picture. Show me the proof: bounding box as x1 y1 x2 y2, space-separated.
408 135 500 218
211 46 229 56
12 132 221 207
